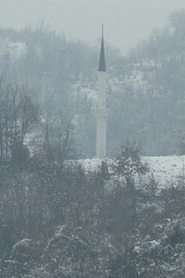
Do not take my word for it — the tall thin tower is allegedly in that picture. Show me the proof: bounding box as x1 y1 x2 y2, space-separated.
96 25 107 158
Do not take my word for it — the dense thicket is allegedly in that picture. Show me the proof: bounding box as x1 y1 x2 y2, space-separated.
1 144 185 277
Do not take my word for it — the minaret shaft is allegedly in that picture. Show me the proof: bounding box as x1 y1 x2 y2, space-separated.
96 67 107 158
96 25 107 159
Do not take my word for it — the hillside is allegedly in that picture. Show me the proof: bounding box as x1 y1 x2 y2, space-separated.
0 12 185 158
108 11 185 155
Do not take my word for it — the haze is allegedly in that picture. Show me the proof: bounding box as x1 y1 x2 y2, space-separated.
1 0 185 53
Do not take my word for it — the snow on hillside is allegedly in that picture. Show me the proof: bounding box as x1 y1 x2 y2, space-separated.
0 39 26 61
144 155 185 185
80 155 185 187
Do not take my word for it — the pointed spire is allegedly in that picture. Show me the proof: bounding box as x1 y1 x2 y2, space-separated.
98 24 106 72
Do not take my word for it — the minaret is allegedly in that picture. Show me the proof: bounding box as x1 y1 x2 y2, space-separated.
96 25 107 158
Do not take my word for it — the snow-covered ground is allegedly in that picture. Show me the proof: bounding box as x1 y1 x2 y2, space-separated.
80 155 185 187
0 39 26 61
144 155 185 186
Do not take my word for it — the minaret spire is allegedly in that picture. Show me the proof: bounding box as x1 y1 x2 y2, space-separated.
98 24 106 72
96 26 107 158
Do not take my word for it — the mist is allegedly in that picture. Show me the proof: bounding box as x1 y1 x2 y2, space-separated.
1 0 185 52
1 1 185 277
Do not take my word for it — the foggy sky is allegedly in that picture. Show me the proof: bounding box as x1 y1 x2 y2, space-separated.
1 0 185 53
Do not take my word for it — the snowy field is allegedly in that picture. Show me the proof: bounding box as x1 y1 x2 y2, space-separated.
144 156 185 184
80 155 185 187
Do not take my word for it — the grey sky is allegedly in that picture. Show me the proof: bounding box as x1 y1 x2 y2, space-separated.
1 0 185 53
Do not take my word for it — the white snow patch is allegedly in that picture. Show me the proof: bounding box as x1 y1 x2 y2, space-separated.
0 39 26 61
144 155 185 186
79 155 185 188
79 158 105 172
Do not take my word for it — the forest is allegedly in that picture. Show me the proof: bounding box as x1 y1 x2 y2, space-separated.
1 10 185 277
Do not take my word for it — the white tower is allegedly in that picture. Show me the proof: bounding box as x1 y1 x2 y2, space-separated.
96 26 107 158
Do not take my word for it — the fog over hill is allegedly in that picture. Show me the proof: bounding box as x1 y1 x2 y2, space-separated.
1 0 185 53
1 10 185 156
